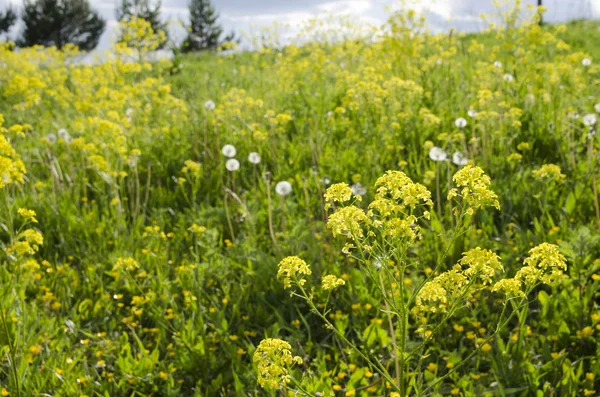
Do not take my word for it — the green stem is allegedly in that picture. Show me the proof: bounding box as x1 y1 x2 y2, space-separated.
294 282 401 393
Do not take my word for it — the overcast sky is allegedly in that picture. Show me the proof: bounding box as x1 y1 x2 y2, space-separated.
1 0 599 49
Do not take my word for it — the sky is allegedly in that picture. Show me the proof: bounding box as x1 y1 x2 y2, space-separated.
1 0 599 50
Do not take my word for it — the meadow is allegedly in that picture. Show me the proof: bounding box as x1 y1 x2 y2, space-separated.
1 5 600 397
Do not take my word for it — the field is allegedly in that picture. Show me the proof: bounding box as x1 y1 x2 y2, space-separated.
1 6 600 397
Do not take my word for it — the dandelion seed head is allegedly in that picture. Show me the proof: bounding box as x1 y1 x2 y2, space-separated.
582 58 592 66
494 61 502 68
455 117 467 128
58 128 69 139
429 146 448 162
204 100 216 110
351 182 366 196
503 73 514 82
275 181 292 196
248 152 261 164
583 114 597 127
222 144 237 158
225 158 240 172
468 109 478 118
452 151 469 166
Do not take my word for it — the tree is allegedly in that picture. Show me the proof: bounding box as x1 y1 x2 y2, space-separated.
0 7 16 34
116 0 167 46
19 0 105 51
183 0 235 52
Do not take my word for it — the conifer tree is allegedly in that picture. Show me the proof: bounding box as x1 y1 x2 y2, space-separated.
0 7 16 34
20 0 105 51
183 0 235 52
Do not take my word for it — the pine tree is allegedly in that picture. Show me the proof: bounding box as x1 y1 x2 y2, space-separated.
0 7 16 34
116 0 167 47
19 0 105 51
183 0 233 52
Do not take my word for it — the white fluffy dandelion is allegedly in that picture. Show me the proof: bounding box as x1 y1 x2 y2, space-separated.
58 128 69 139
204 100 216 111
582 58 592 67
468 109 478 118
503 73 514 82
248 152 261 164
429 146 448 162
45 134 57 143
275 181 292 196
351 183 366 196
455 117 467 128
373 257 383 270
594 103 600 113
583 114 598 127
225 159 240 171
452 151 469 166
221 144 237 158
494 61 502 68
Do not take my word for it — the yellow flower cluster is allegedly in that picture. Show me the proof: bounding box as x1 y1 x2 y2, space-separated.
277 256 312 289
491 278 525 297
324 182 353 210
117 16 167 56
11 229 44 256
532 164 566 182
416 248 502 313
322 274 346 291
17 208 38 223
492 243 567 298
113 257 140 272
516 242 567 286
459 248 503 284
327 206 370 240
370 170 432 214
0 117 26 188
448 166 500 215
253 338 303 391
188 224 207 237
182 160 202 177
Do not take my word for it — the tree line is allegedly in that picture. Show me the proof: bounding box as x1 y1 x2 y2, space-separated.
0 0 233 52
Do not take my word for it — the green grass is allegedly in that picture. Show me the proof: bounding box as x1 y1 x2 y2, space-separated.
0 11 599 397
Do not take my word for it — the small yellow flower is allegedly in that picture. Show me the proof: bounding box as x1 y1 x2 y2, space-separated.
253 338 302 391
481 343 492 353
322 274 346 291
29 345 42 355
277 256 312 289
426 362 437 372
17 208 37 223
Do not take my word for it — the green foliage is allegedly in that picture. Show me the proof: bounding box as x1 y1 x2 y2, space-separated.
1 4 600 397
0 7 16 34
